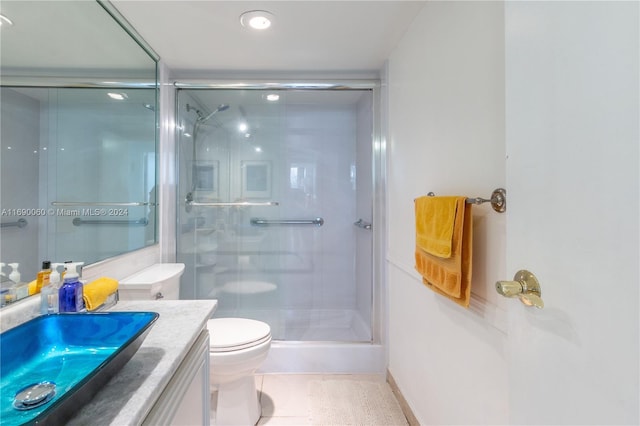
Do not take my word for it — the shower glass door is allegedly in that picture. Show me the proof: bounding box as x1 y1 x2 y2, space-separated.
176 87 373 342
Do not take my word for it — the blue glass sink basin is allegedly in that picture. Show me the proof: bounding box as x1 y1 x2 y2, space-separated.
0 312 158 425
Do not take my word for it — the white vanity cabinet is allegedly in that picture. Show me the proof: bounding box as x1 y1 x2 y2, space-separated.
144 329 210 425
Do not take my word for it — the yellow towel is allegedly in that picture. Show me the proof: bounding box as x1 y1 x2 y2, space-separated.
28 280 38 296
415 196 460 258
414 197 473 307
83 277 119 311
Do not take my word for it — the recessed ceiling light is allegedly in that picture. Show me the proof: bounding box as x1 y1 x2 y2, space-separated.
0 14 14 26
266 94 280 102
240 10 274 30
238 122 248 132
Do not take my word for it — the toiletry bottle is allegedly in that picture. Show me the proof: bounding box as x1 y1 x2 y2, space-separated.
61 260 76 281
64 261 84 281
8 263 28 300
40 264 62 314
58 263 84 312
0 264 16 306
8 263 20 284
50 263 63 287
36 261 52 294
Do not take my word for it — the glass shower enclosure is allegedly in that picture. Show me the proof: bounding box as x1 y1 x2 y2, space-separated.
176 86 374 343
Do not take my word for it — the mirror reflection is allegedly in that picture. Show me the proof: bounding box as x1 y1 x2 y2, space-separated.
0 1 158 305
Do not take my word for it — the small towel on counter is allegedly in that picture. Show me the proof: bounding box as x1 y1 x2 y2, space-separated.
83 277 119 311
414 196 473 307
415 196 460 258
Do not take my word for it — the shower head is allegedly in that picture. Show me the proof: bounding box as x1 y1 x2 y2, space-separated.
186 103 230 123
184 102 231 212
199 104 230 123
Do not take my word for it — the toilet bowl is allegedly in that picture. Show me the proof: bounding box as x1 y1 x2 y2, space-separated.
208 318 271 426
119 263 272 425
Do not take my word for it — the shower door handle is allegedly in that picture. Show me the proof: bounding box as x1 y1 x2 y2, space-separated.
354 219 372 230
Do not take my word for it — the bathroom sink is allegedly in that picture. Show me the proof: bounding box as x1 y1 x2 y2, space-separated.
0 312 158 425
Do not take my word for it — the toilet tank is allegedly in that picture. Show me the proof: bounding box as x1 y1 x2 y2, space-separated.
119 263 185 301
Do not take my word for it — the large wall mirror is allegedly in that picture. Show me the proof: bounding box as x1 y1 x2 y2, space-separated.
0 0 159 303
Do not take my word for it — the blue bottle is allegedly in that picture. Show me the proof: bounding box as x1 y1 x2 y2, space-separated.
58 265 84 312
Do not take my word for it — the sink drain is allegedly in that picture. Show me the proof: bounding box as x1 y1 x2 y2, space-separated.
13 381 56 410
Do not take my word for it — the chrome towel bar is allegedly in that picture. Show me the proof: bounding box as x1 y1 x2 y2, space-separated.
250 217 324 227
426 188 506 213
72 217 149 226
52 202 157 207
187 201 280 207
1 218 28 229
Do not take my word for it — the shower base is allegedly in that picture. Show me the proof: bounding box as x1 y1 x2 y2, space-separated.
212 308 385 374
261 341 385 374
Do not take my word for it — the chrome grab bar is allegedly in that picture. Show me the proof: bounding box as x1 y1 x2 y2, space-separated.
250 217 324 227
51 202 157 207
72 217 149 226
353 219 372 230
1 218 28 229
188 201 280 207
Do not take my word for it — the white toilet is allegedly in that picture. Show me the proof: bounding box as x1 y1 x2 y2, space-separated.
119 263 272 426
208 318 271 426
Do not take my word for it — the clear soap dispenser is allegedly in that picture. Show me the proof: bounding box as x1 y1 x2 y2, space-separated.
41 263 62 314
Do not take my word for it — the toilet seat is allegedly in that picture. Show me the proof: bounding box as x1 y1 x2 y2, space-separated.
208 318 271 352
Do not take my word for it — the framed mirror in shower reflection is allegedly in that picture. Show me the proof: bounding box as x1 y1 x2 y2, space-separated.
193 161 219 199
241 161 272 199
0 0 159 300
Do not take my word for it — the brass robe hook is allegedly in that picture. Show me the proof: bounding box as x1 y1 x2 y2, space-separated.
496 270 544 309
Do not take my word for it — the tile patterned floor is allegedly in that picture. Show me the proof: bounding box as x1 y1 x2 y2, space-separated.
254 374 407 426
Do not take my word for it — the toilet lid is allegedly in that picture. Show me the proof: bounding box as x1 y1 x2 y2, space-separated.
208 318 271 352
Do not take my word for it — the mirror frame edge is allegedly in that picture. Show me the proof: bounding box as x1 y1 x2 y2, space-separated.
97 1 160 63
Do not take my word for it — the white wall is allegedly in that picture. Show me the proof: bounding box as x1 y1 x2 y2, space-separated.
386 2 508 424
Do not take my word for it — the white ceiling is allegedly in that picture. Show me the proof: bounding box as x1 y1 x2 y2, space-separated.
111 1 426 74
0 1 154 74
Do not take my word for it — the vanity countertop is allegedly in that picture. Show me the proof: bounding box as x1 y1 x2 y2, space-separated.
67 300 217 426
